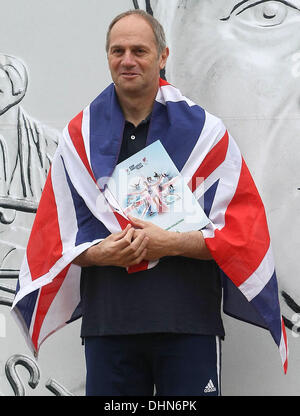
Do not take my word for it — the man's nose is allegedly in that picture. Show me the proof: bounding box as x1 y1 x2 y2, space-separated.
121 51 136 67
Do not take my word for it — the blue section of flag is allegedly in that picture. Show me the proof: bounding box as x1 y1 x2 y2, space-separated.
251 271 282 345
89 85 125 187
15 289 39 331
147 100 206 172
204 180 220 217
63 160 110 246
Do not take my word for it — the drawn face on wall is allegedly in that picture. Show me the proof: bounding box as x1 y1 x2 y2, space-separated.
150 0 300 325
152 0 300 119
0 54 28 116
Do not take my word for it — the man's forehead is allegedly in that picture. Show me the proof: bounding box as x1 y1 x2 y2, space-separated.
109 40 153 49
109 16 157 46
110 14 153 34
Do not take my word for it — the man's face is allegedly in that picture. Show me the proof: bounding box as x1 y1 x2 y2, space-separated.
107 15 168 98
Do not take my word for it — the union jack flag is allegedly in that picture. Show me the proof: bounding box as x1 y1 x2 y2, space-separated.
11 79 288 373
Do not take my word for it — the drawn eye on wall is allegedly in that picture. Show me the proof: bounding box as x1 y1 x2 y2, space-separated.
220 0 300 27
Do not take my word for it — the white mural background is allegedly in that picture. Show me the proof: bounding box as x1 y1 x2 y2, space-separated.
0 0 299 396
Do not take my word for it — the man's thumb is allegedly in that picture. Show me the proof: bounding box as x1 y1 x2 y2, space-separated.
128 215 145 228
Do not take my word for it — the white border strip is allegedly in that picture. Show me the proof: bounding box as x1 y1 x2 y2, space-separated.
238 244 275 301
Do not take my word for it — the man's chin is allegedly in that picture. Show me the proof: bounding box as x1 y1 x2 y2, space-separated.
115 79 144 94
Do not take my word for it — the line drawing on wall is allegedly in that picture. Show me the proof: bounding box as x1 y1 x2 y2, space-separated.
0 52 72 396
0 53 60 277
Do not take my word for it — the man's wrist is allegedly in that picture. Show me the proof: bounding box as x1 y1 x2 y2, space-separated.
165 230 212 260
165 231 184 257
73 243 104 267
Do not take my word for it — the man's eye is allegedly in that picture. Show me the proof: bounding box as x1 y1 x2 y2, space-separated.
136 49 146 55
221 0 300 27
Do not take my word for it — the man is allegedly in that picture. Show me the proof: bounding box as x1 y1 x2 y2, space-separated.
11 9 287 397
74 10 223 396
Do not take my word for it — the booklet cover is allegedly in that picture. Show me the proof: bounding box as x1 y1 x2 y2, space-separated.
105 140 210 233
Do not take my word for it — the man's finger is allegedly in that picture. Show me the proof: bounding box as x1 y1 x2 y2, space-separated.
113 224 132 241
128 248 148 266
114 227 135 249
128 215 146 229
130 233 149 257
134 237 149 259
119 230 146 257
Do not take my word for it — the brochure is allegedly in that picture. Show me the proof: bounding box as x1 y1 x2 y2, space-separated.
105 140 210 233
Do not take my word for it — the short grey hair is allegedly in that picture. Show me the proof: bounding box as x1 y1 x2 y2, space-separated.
106 9 167 55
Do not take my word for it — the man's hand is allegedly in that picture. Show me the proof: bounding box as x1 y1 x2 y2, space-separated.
129 215 213 262
129 215 172 261
73 224 149 268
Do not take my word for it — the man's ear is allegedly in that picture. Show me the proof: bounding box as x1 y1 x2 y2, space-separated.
159 47 169 70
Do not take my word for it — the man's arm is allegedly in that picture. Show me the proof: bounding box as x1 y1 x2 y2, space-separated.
128 216 212 261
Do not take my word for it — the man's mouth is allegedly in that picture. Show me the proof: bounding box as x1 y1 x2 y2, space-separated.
121 73 139 78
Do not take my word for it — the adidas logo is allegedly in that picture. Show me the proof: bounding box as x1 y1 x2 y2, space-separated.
204 379 217 393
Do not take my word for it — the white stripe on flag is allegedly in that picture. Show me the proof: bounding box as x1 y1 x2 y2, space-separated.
201 134 242 239
238 244 275 301
81 106 91 166
51 152 79 254
156 84 196 107
17 255 33 296
37 264 82 349
279 327 288 369
28 284 41 337
181 112 227 184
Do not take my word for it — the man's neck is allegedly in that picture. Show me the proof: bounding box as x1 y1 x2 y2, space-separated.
116 87 158 127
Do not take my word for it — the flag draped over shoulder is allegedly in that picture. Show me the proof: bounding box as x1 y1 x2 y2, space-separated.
11 79 288 373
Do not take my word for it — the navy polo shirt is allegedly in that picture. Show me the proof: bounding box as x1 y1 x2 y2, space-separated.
80 116 225 339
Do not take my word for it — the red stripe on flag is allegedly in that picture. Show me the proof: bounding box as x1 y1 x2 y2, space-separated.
205 159 270 287
189 131 229 192
282 317 288 374
68 112 96 181
159 78 170 86
31 265 70 351
114 211 131 230
27 170 63 280
127 261 149 274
